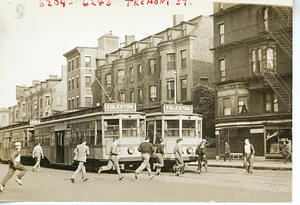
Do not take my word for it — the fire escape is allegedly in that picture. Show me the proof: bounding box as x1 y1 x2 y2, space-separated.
262 6 292 111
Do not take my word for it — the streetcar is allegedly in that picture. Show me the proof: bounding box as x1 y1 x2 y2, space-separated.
0 120 37 164
34 103 146 170
146 104 203 167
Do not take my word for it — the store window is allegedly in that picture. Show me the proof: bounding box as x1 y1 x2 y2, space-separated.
266 128 292 154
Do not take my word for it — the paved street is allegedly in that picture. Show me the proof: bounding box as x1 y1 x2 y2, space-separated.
0 163 292 202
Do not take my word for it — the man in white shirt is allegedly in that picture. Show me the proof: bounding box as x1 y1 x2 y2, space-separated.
243 139 255 174
32 142 44 172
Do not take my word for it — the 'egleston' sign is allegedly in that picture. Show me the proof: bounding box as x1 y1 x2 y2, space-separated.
163 104 193 114
103 103 136 112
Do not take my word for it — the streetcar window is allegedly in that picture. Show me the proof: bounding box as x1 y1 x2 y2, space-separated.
122 120 137 138
104 119 119 138
182 120 196 138
156 120 162 142
96 120 102 145
146 121 154 143
164 120 179 138
140 119 146 140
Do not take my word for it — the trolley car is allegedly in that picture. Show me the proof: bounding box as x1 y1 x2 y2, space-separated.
34 103 146 170
0 121 36 163
146 104 202 167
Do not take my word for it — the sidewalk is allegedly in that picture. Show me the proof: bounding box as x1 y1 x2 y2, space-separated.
188 157 292 171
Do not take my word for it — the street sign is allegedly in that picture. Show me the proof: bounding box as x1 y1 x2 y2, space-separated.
103 103 136 113
162 104 193 114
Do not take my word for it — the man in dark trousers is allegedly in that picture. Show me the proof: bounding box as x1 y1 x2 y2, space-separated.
174 138 185 176
224 142 231 162
0 142 27 193
153 138 165 175
98 137 124 180
70 138 90 183
196 139 208 174
284 140 292 163
135 136 155 180
243 139 255 174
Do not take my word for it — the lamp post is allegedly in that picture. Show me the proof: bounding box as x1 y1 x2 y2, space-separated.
174 71 177 104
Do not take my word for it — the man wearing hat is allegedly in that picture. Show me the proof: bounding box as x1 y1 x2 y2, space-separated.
134 136 155 180
0 142 27 193
70 138 90 183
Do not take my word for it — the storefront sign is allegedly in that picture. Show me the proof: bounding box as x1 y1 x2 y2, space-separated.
103 103 136 112
250 128 264 134
163 104 193 114
30 120 40 125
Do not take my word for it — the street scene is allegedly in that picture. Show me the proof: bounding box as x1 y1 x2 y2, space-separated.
0 0 294 203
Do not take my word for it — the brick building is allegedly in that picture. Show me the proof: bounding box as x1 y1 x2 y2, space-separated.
211 3 292 158
92 14 214 112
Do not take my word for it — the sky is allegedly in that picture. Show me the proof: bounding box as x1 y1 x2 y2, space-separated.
0 0 294 109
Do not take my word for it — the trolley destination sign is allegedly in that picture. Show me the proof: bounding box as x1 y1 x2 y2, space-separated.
103 103 137 113
162 104 193 114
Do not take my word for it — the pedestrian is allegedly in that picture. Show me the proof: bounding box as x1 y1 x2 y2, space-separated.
153 138 165 175
174 138 185 176
243 139 255 174
32 142 44 172
0 142 27 193
224 142 231 162
134 136 155 180
70 138 90 183
284 140 292 163
196 139 208 174
98 137 124 180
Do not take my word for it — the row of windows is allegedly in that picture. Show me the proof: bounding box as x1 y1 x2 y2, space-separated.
68 76 91 91
68 56 92 73
68 96 92 109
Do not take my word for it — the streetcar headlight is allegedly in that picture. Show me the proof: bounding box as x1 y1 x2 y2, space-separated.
186 147 193 154
127 147 134 154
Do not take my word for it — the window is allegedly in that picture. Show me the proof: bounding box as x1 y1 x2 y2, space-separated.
219 23 225 44
200 78 209 86
72 59 75 71
251 50 256 73
167 30 172 40
106 74 111 87
45 96 50 106
34 100 37 109
265 93 278 113
72 98 75 109
164 120 179 137
257 49 262 73
138 88 143 103
267 48 273 69
76 96 80 108
167 53 175 70
181 24 187 36
181 50 186 68
130 90 134 103
85 76 91 88
68 60 71 72
130 67 134 82
181 78 187 101
274 94 278 112
219 59 225 81
118 70 125 84
76 76 79 89
85 56 91 67
266 94 271 112
118 92 125 102
182 120 196 138
68 80 71 91
263 8 269 31
223 98 231 116
149 59 156 74
137 64 142 80
238 97 248 114
85 97 92 107
68 99 71 109
167 80 175 99
149 85 157 101
122 120 138 137
40 98 43 108
57 96 62 106
72 78 74 90
76 56 79 68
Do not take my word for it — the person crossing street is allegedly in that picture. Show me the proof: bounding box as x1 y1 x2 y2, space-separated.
32 142 44 172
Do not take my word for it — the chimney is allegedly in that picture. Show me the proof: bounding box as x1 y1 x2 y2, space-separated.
98 31 119 59
125 35 135 46
49 75 58 79
173 14 184 26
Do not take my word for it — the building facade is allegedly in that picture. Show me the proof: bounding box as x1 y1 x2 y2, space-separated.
63 47 99 110
93 15 214 113
211 3 292 158
0 108 9 127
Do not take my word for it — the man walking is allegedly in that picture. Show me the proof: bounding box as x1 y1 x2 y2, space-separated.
135 136 155 180
70 138 90 183
243 139 255 174
153 138 165 175
0 142 27 193
174 138 185 176
196 140 208 174
98 137 124 180
224 142 231 162
284 140 292 163
32 142 44 172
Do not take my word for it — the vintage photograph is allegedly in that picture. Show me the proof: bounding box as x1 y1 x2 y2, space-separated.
0 0 294 202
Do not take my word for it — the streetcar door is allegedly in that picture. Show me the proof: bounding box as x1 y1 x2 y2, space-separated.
55 131 64 163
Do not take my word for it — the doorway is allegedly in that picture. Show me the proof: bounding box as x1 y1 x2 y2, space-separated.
55 131 64 163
